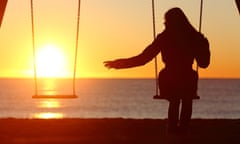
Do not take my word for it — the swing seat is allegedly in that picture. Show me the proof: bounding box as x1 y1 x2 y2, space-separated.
153 95 200 100
32 94 78 99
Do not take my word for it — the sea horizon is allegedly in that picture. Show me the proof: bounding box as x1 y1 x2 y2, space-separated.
0 77 240 80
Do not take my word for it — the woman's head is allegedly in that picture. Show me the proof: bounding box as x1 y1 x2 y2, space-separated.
164 7 195 33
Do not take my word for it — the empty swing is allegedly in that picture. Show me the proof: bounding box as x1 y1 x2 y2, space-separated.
152 0 204 100
31 0 81 99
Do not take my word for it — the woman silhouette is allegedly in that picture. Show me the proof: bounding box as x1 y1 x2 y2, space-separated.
104 7 210 134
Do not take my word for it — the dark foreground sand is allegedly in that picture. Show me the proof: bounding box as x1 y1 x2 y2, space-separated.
0 118 239 144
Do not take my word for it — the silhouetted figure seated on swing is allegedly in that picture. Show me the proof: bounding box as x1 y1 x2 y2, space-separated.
104 7 210 134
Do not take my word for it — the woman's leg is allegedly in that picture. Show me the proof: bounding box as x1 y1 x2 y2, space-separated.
179 98 193 132
168 98 180 133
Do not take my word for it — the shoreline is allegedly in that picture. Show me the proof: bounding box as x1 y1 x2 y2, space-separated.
0 118 239 144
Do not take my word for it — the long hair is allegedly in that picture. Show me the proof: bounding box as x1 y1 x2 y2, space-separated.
164 7 198 38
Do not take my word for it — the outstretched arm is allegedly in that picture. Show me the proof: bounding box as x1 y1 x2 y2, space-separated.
104 55 149 69
104 58 135 69
104 35 162 69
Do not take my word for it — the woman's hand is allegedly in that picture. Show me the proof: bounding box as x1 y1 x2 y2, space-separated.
104 59 126 69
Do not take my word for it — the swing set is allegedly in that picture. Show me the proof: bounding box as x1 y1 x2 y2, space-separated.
1 0 239 99
31 0 203 99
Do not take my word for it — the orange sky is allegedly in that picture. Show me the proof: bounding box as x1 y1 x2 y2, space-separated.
0 0 239 78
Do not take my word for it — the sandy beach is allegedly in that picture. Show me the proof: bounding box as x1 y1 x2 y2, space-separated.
0 118 239 144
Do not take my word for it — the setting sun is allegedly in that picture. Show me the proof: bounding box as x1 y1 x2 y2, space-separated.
35 44 69 78
0 0 239 78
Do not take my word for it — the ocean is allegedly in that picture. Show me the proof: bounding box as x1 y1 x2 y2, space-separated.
0 78 239 119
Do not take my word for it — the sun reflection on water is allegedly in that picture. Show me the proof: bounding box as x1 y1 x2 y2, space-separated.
32 78 73 119
38 99 61 108
34 99 64 119
34 112 64 119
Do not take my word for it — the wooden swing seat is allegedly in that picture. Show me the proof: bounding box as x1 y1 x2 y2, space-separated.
32 95 78 99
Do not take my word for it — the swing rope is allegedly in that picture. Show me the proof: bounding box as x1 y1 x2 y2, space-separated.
153 0 204 99
73 0 81 96
151 0 159 97
30 0 38 96
31 0 81 98
196 0 203 72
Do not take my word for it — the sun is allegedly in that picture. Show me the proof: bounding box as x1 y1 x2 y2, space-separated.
35 44 69 78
